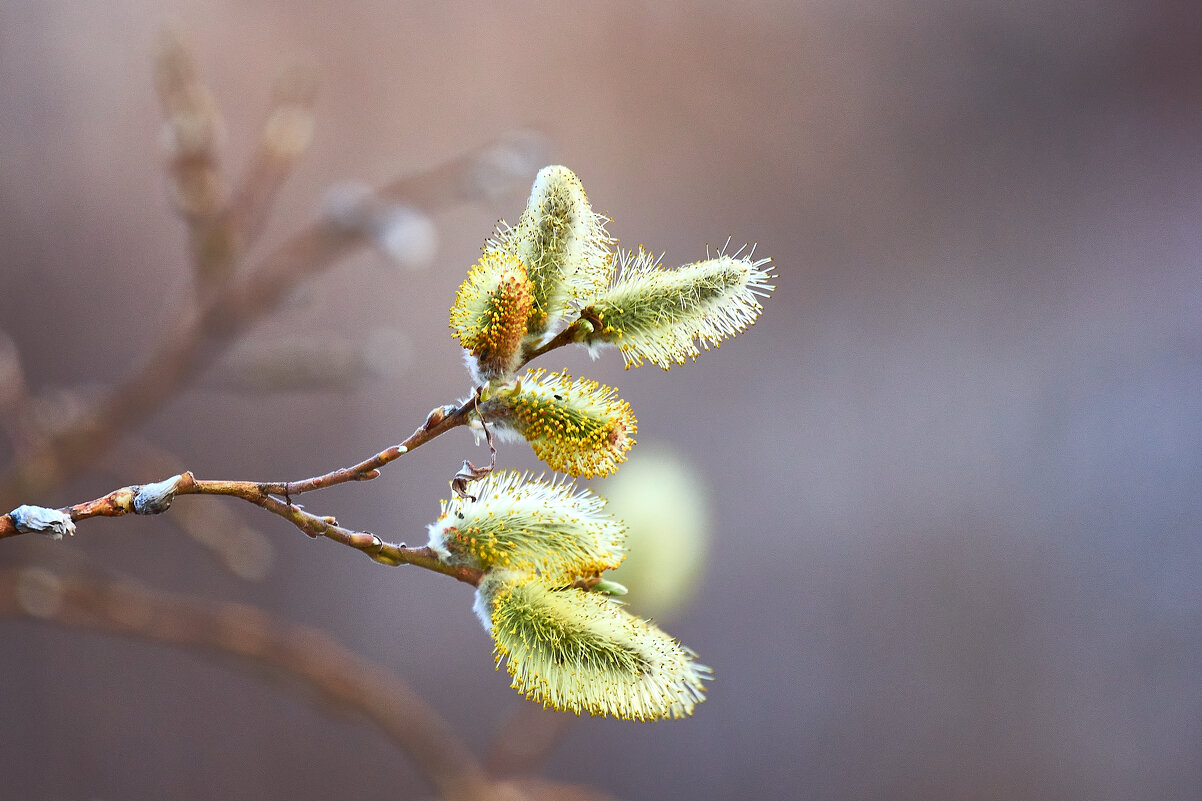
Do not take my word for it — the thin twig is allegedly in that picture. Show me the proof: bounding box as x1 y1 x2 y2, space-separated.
0 302 587 580
0 393 491 584
0 339 596 584
518 318 590 366
0 471 484 585
266 395 477 497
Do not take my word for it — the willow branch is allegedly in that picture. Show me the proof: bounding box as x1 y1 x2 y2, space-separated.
1 471 481 584
0 566 497 801
0 396 489 584
155 26 231 288
485 702 575 778
0 331 606 586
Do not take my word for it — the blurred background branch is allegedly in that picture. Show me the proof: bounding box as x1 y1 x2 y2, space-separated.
0 565 495 801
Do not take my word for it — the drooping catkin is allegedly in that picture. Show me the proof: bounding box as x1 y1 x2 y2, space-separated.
475 572 711 720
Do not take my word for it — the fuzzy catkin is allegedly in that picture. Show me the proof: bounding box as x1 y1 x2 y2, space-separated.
581 248 775 369
478 369 636 478
491 166 613 341
475 572 711 720
426 471 625 581
449 250 535 382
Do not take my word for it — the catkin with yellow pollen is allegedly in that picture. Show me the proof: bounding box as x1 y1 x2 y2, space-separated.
474 572 712 720
490 166 614 342
449 250 535 382
478 369 636 478
425 471 626 581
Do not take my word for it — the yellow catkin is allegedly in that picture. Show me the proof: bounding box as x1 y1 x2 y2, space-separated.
480 370 636 478
449 250 535 382
426 472 626 581
475 573 711 720
490 166 614 341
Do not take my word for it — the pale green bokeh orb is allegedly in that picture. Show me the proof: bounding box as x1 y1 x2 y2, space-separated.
600 445 711 620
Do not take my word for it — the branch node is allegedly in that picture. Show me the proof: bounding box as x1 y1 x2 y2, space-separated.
132 474 185 515
8 505 76 540
422 404 456 431
450 388 499 500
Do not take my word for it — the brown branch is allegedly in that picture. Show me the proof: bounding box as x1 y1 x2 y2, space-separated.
0 566 498 801
0 474 484 586
0 396 491 585
0 354 604 589
155 27 233 289
485 702 575 778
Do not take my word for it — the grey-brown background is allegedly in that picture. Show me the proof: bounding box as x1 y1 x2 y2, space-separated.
3 1 1201 799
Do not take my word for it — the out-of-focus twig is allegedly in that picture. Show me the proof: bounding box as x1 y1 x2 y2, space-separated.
226 65 317 250
0 330 48 460
4 564 616 801
155 26 232 289
485 702 575 778
0 133 541 512
0 24 544 511
0 566 500 801
496 778 621 801
377 129 547 211
205 328 411 394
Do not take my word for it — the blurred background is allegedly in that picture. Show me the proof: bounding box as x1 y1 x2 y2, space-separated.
2 1 1201 799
